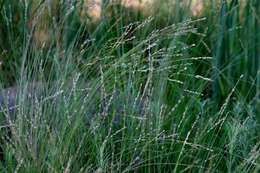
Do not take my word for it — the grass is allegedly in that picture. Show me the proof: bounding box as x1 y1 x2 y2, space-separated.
0 0 259 172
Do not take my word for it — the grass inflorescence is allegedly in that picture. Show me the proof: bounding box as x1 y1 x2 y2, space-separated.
0 0 259 172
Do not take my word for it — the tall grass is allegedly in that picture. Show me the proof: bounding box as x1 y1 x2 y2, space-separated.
0 0 259 172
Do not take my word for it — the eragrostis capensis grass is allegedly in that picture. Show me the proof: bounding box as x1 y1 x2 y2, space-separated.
0 79 145 161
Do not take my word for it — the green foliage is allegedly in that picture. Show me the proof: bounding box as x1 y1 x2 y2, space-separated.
0 0 259 172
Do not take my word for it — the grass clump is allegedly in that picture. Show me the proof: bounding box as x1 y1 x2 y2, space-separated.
0 0 259 172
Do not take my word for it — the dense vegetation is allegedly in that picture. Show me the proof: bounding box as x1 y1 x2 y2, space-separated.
0 0 259 172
